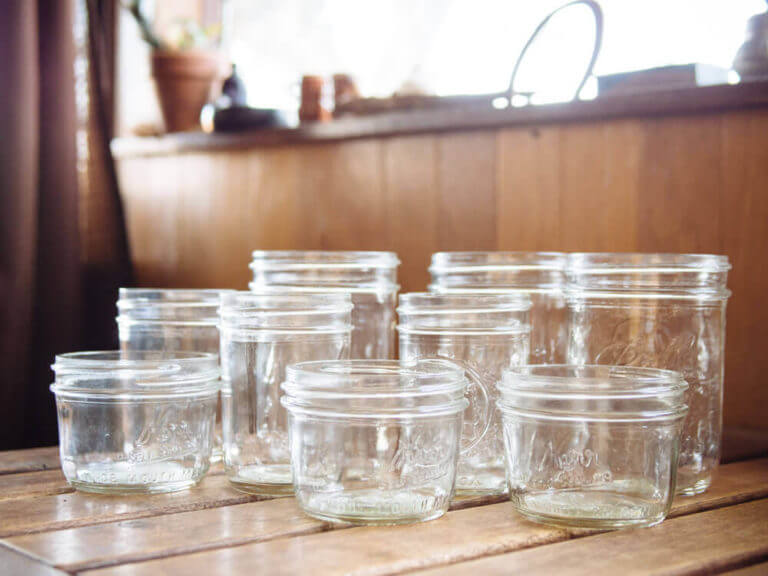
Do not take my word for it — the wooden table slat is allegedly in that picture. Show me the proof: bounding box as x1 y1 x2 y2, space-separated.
0 447 60 476
0 543 67 575
0 474 260 539
414 499 768 576
0 469 72 502
58 459 768 576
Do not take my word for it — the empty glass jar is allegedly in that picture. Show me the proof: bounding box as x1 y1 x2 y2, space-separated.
397 292 531 495
566 253 730 495
51 351 220 494
429 252 567 364
281 359 469 525
498 365 688 529
219 292 352 495
249 251 400 359
116 288 233 461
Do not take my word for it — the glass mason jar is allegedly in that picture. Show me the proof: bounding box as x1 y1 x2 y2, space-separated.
219 292 352 495
566 253 731 495
51 351 220 494
281 359 469 525
428 252 567 364
249 251 400 360
116 288 234 462
498 365 688 529
397 292 531 496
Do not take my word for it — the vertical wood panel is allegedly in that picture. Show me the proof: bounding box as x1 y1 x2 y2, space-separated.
436 132 497 251
720 110 768 431
559 120 642 251
383 135 438 292
496 127 561 250
636 116 723 253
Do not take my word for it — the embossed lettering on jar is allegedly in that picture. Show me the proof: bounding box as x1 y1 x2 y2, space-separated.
397 292 531 495
281 360 469 525
219 292 352 496
51 351 220 494
498 365 688 529
566 253 730 496
249 251 400 359
428 252 567 364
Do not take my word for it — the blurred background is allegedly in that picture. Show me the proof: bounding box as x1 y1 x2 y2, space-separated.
2 0 768 450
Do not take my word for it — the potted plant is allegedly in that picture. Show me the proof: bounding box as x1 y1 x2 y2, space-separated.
125 0 223 132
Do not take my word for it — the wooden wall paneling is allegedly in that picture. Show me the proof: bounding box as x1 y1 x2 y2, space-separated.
305 139 388 251
720 110 768 431
636 115 723 253
436 132 497 252
383 135 439 292
559 120 642 252
118 156 181 286
496 126 562 251
242 147 302 256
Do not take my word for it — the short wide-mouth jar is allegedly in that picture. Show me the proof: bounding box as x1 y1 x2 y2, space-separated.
51 351 220 494
281 359 469 525
498 364 688 529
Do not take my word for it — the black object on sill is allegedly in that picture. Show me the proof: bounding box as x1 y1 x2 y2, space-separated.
209 106 288 133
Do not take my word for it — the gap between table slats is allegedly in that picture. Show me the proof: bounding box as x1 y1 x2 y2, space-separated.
3 458 766 575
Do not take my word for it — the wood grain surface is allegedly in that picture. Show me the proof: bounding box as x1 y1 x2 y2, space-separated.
0 447 60 476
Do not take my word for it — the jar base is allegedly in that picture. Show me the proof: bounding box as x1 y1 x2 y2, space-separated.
297 488 450 526
227 463 293 496
675 476 711 496
68 478 199 495
512 489 668 530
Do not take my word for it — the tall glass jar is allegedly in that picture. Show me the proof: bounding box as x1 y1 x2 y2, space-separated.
397 293 531 495
116 288 234 461
566 253 731 495
219 292 352 495
428 252 567 364
249 251 400 360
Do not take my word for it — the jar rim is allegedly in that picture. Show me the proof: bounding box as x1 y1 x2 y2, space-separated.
51 351 220 397
499 364 688 399
567 252 731 272
250 250 400 269
398 292 532 312
430 251 567 272
118 288 234 302
285 359 466 395
221 291 353 314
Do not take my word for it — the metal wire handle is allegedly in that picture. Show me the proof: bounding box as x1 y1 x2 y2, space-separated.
507 0 604 103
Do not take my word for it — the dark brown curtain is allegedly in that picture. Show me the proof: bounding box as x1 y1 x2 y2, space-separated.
0 0 132 450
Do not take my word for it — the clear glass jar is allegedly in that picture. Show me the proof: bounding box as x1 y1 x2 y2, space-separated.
429 252 567 364
116 288 234 462
249 251 400 360
219 292 352 495
566 253 730 495
281 359 469 525
498 365 688 529
50 351 220 494
397 292 531 496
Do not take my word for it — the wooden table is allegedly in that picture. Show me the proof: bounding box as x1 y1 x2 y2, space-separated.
1 446 767 575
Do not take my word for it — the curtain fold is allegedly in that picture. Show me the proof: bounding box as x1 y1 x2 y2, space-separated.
0 0 132 450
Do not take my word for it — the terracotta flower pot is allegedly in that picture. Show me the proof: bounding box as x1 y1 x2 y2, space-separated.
151 50 222 133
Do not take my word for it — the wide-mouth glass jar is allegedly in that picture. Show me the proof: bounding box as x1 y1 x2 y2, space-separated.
219 292 352 495
429 252 567 364
498 365 688 529
397 292 531 496
566 253 730 496
51 351 220 494
249 251 400 360
281 359 469 525
116 288 234 461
